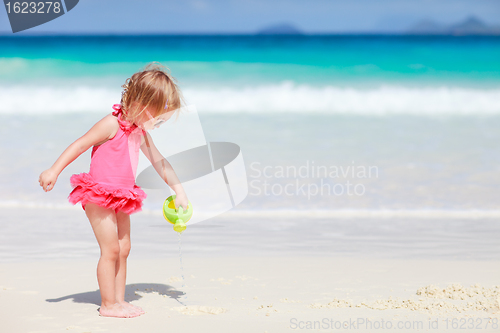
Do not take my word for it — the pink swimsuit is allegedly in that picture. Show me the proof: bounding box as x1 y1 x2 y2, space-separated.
68 104 147 214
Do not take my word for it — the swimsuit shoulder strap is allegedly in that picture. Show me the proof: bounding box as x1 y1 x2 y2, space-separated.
111 104 138 134
112 104 123 117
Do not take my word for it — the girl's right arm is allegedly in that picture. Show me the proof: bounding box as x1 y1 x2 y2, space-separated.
39 115 119 192
140 132 189 210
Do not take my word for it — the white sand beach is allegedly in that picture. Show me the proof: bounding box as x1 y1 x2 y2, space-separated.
1 256 499 333
1 207 499 333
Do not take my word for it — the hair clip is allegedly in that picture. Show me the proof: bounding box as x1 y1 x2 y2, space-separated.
165 99 169 109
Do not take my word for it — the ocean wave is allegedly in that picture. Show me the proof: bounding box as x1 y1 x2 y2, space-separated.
0 200 81 210
2 82 500 115
1 201 499 218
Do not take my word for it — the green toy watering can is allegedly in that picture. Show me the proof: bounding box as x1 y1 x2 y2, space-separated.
163 195 193 233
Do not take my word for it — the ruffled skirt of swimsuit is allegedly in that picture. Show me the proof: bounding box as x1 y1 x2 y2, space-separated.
68 173 147 215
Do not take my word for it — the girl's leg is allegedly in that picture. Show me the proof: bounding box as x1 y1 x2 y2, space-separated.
114 211 130 303
115 211 144 314
85 203 141 318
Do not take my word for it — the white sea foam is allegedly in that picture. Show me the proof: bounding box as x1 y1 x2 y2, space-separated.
1 82 500 115
1 201 499 219
0 85 121 114
0 200 80 210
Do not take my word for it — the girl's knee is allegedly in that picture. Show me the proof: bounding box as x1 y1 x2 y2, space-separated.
101 244 121 261
119 239 131 259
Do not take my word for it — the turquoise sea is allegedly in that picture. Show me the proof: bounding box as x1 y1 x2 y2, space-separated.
0 35 500 262
0 35 500 212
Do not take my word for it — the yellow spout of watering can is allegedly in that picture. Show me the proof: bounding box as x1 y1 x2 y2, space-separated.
163 195 193 233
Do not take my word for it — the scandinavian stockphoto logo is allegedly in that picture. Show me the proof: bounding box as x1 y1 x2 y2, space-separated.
3 0 79 33
135 105 249 225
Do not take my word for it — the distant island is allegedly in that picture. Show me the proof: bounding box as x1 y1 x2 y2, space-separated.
256 23 303 35
255 18 500 36
407 16 500 35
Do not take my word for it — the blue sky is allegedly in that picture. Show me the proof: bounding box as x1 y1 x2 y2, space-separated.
1 0 500 34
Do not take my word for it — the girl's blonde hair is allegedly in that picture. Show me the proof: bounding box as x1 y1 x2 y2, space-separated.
120 62 185 124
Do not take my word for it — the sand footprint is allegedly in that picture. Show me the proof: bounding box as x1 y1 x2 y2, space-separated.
172 305 227 315
210 277 232 285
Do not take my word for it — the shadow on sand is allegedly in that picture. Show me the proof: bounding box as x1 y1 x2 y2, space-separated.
46 283 186 306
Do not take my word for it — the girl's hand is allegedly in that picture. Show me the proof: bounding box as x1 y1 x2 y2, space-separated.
175 192 189 211
39 168 58 192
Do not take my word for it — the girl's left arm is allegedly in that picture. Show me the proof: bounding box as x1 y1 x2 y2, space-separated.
140 132 189 210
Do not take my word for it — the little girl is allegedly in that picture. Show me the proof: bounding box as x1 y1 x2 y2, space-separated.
39 62 189 318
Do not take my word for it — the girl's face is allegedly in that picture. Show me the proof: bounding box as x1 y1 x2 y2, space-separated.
136 105 175 131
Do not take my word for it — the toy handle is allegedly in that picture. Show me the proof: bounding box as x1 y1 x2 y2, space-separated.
173 205 187 233
177 206 184 218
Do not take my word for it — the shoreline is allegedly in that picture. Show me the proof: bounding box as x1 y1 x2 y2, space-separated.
1 206 499 263
4 202 500 218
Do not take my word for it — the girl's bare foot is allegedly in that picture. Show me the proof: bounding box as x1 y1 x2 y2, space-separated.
99 302 141 318
119 301 145 315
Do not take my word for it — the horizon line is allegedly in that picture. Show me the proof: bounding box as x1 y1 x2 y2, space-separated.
1 31 500 37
